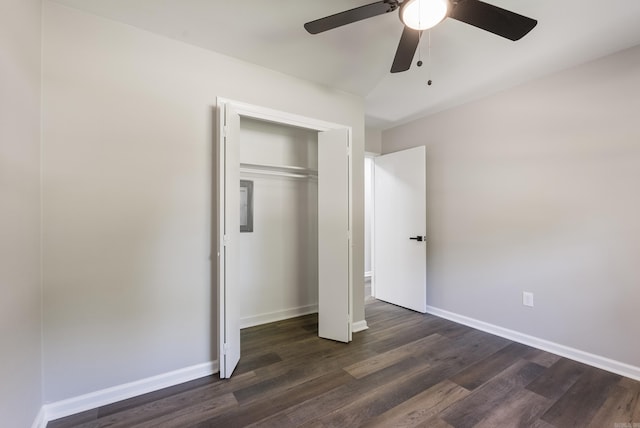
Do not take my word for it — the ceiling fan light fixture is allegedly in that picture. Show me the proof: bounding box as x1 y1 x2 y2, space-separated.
400 0 448 31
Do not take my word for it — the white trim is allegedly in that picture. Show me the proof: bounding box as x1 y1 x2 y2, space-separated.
348 126 354 342
352 320 369 333
240 305 319 329
41 361 218 424
217 97 347 132
426 305 640 381
31 406 46 428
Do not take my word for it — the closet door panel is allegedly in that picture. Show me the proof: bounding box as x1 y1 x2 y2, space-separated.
219 102 241 378
318 128 351 343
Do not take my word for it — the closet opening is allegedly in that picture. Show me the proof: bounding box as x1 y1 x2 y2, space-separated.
216 98 352 378
238 117 319 330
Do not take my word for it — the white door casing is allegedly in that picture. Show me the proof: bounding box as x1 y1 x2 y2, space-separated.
374 146 427 313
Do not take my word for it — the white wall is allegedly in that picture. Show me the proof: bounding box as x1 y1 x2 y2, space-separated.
382 44 640 369
0 0 43 425
41 1 364 403
239 119 318 326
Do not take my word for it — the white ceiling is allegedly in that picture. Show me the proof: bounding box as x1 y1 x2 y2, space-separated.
51 0 640 129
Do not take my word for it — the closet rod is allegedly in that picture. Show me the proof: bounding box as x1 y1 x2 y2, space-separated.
240 167 315 179
239 162 318 178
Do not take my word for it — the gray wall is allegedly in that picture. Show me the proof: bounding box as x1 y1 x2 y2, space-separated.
382 44 640 368
42 1 364 402
0 0 43 424
365 128 382 155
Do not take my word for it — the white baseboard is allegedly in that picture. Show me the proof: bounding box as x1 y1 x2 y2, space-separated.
352 320 369 333
426 305 640 381
31 406 46 428
240 304 318 329
41 360 218 424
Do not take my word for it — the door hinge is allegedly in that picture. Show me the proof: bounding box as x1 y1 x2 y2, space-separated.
223 125 228 137
222 343 228 355
223 235 230 246
347 230 352 240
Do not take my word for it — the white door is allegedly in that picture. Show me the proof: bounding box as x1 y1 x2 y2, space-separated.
318 128 351 342
218 103 241 378
374 146 427 313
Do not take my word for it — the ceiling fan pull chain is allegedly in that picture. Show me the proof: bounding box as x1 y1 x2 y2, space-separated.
427 30 433 86
417 31 423 67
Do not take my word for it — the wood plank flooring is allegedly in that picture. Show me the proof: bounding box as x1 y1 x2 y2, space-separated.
48 299 640 427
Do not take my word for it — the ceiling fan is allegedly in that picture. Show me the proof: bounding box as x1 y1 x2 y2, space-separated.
304 0 537 73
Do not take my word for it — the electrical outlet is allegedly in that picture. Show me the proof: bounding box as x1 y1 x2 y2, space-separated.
522 292 534 307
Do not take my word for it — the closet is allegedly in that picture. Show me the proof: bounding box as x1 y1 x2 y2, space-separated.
238 118 319 329
217 99 352 378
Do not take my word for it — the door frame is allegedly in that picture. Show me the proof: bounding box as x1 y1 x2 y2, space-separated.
364 153 378 298
215 97 354 374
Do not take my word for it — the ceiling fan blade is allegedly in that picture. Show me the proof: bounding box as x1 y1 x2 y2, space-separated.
391 27 421 73
449 0 537 41
304 1 396 34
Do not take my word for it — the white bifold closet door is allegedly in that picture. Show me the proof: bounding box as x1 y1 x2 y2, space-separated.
218 102 351 379
219 103 242 378
318 128 351 343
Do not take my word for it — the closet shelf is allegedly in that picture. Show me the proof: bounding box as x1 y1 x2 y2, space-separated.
240 162 318 179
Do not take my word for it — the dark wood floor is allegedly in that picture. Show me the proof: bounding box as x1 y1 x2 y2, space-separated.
49 299 640 427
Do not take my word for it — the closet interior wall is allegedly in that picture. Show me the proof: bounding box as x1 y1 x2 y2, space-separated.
238 117 319 328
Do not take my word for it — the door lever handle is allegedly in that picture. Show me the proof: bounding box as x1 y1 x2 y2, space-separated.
409 236 425 242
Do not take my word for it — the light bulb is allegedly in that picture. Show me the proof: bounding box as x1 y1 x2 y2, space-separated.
400 0 449 31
